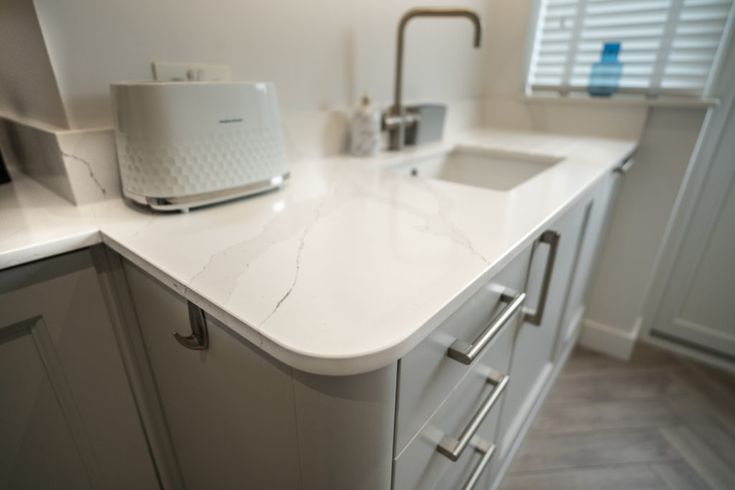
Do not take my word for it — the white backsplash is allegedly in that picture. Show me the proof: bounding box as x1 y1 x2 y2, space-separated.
1 95 485 206
57 129 120 203
283 97 485 159
0 117 119 205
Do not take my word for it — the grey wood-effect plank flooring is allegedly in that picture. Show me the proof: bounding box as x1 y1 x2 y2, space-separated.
500 344 735 490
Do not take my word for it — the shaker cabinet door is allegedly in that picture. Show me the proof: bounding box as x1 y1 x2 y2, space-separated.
555 172 621 359
496 193 593 463
0 249 159 490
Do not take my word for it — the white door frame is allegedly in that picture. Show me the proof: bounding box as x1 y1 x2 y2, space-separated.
639 36 735 372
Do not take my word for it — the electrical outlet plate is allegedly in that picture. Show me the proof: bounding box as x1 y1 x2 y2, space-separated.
152 61 232 82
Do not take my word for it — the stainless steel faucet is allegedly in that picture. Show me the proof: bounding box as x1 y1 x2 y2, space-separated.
384 7 483 151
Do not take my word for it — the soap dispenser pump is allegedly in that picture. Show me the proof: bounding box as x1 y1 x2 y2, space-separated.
349 93 381 157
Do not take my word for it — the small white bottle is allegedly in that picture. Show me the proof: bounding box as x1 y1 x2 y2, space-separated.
349 93 381 157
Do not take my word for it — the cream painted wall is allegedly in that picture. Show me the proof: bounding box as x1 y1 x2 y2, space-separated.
33 0 491 132
0 0 68 127
584 107 706 341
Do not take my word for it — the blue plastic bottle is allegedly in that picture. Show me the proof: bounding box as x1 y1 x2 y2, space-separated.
588 42 623 96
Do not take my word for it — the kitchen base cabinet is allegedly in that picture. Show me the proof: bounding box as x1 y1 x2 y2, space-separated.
113 169 625 490
122 260 396 490
496 193 593 464
0 248 159 490
490 170 624 488
554 168 624 359
118 246 533 490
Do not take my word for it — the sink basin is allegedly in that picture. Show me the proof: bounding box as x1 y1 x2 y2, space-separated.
391 145 563 191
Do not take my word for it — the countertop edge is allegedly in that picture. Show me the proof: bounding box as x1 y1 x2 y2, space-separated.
0 230 102 270
102 154 624 376
1 132 638 376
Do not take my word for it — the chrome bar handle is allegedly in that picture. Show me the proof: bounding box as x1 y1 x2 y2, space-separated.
614 156 635 174
437 371 509 461
462 440 496 490
174 301 209 350
448 292 527 365
524 230 560 326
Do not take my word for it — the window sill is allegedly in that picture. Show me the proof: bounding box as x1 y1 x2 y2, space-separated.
521 92 719 109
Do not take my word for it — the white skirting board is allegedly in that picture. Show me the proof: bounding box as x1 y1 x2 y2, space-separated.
642 335 735 375
579 316 641 361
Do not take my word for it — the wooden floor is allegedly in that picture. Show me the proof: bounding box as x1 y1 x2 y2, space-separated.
500 344 735 490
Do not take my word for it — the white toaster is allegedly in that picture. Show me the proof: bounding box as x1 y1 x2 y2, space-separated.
111 81 289 211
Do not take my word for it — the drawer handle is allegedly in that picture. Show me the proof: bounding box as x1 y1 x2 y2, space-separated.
614 156 635 174
462 439 496 490
523 230 560 326
174 301 209 350
437 371 509 461
448 292 526 365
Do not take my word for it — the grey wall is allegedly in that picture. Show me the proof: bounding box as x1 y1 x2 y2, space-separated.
0 0 68 127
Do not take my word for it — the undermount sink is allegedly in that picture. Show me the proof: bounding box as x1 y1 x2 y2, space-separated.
392 145 564 191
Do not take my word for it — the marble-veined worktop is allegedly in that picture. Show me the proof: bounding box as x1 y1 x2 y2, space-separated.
0 129 635 375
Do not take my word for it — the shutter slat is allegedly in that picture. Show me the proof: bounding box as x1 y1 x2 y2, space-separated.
671 37 721 47
573 65 656 75
676 21 728 35
579 27 666 40
586 1 673 16
661 77 709 88
577 40 661 50
681 7 731 15
668 50 716 61
575 52 659 62
583 13 669 27
684 0 731 6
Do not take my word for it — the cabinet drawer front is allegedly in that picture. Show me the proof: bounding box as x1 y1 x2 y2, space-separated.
393 319 515 490
431 439 495 490
396 246 531 453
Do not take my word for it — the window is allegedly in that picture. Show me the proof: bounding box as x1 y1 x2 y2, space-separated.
527 0 735 98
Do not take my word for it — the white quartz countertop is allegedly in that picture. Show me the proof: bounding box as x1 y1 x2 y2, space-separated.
0 129 635 375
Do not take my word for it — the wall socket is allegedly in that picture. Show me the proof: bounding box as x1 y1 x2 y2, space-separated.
152 61 232 82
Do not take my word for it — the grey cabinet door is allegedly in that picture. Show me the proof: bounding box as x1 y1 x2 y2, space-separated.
0 250 159 490
496 194 593 461
555 173 620 359
123 262 302 490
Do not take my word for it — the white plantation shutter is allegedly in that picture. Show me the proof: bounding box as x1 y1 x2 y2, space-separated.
527 0 735 97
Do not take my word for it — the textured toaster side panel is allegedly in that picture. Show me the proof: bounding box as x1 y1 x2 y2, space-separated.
118 126 288 198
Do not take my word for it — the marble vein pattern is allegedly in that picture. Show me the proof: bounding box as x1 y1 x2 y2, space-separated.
1 118 119 205
62 151 107 196
0 129 636 375
57 129 120 204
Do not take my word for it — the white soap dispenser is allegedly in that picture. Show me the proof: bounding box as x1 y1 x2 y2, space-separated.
349 93 381 157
